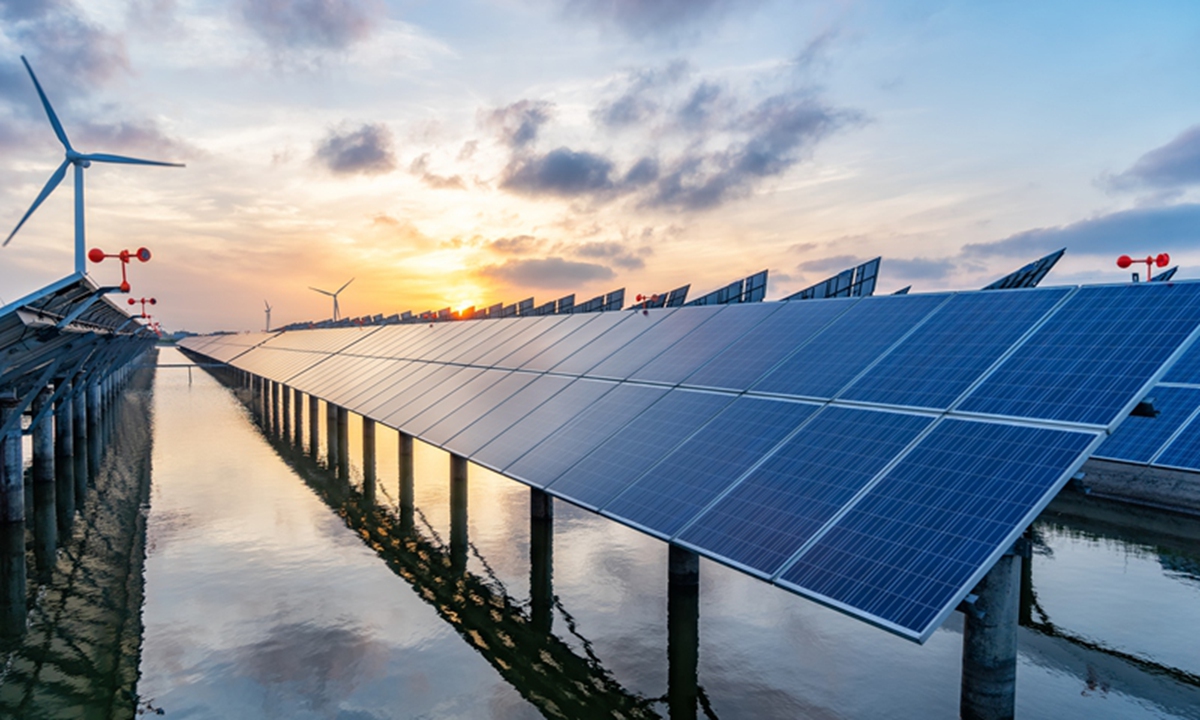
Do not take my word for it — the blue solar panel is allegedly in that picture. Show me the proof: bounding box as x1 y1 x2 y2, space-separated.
1093 386 1200 463
357 362 444 418
779 419 1096 640
545 390 735 509
681 299 857 391
380 367 483 427
961 283 1200 426
421 371 539 447
459 316 569 366
752 294 950 399
630 303 782 385
1148 408 1200 471
442 375 574 458
677 407 933 576
472 379 619 471
1162 339 1200 383
494 314 599 369
550 309 676 375
404 368 505 435
840 288 1070 409
519 312 633 372
603 397 819 539
586 306 726 380
505 384 668 488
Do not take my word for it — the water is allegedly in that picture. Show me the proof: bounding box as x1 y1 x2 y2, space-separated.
9 347 1200 718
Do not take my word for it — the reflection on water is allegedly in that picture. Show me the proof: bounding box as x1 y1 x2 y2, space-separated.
9 347 1199 718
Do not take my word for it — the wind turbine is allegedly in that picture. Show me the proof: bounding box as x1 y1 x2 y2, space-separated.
3 55 184 275
309 278 354 322
264 299 273 331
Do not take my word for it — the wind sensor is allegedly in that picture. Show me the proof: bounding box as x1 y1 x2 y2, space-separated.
88 247 151 292
1117 253 1170 282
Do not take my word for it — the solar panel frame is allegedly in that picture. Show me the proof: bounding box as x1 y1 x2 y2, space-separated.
1092 385 1200 464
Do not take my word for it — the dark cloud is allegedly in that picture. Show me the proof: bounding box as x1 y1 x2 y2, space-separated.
560 0 761 39
409 153 465 190
591 60 689 128
676 81 723 130
77 119 192 159
315 123 395 175
623 156 659 186
501 147 617 198
488 235 542 254
573 240 645 269
476 256 615 288
482 100 553 149
240 0 383 52
1110 125 1200 191
887 257 955 281
963 204 1200 258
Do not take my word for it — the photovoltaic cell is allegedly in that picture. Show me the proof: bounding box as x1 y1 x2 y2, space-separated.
494 314 598 369
421 371 538 447
603 397 819 539
961 283 1200 426
457 316 568 366
550 309 676 376
356 362 445 418
545 389 734 509
375 365 476 425
780 419 1096 640
519 312 632 372
678 407 932 576
1162 339 1200 383
630 303 782 385
1093 385 1200 463
397 367 496 433
840 288 1070 409
443 375 574 458
1148 411 1200 471
682 299 857 391
505 383 667 488
472 378 619 471
587 307 726 380
753 294 950 400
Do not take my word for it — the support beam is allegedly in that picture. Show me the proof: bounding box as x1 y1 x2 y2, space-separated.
87 379 102 479
450 453 468 571
961 554 1021 720
54 381 76 535
31 386 56 577
0 394 23 523
0 523 25 640
73 385 87 499
668 545 700 720
362 417 376 501
336 406 349 480
399 431 414 532
281 382 291 441
530 489 553 633
293 388 303 447
325 401 338 469
308 394 320 458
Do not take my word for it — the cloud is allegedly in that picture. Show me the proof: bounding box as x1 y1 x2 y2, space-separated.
676 81 723 130
963 204 1200 258
798 254 862 274
476 256 615 288
481 99 553 149
488 235 542 254
314 123 395 175
591 60 689 128
572 240 645 269
239 0 383 52
500 147 617 198
1110 125 1200 191
560 0 761 39
887 257 955 281
408 153 465 189
77 119 193 159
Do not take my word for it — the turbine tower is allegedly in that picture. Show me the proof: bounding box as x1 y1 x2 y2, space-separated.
3 56 184 275
309 278 354 322
264 299 273 331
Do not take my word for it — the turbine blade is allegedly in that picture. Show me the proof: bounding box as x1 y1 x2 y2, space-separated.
308 287 333 296
21 56 72 152
337 277 355 294
81 153 185 168
3 160 69 247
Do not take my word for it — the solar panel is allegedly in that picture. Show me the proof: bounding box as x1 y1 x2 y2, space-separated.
372 365 474 424
1093 386 1200 463
752 293 950 400
959 283 1200 426
677 407 932 577
457 316 568 366
586 306 726 380
785 258 880 300
443 374 575 458
519 311 633 372
839 287 1070 409
1163 337 1200 383
982 249 1064 290
404 368 511 436
1144 405 1200 470
1152 266 1180 282
420 371 538 447
356 361 446 418
603 397 819 539
629 302 782 385
544 389 734 509
505 383 667 487
550 309 676 376
493 313 600 369
778 419 1097 641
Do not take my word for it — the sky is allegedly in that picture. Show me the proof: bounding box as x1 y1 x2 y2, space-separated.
1 0 1199 332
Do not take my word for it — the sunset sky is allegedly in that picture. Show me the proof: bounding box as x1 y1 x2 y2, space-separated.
1 0 1199 332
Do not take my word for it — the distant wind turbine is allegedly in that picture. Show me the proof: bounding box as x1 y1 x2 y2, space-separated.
309 278 354 322
264 299 273 331
3 55 184 274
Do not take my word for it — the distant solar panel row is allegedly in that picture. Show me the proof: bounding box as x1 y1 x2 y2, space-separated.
180 281 1200 641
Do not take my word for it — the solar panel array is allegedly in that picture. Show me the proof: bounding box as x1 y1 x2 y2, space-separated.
785 258 880 300
982 249 1064 290
180 281 1200 642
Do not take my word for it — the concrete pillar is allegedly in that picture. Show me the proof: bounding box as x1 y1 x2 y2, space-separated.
54 382 76 535
293 388 304 447
0 395 23 524
325 401 338 468
31 386 56 577
530 489 553 633
281 383 291 441
961 553 1021 720
336 406 350 480
450 454 468 571
0 523 25 640
73 384 89 497
668 545 700 720
270 381 280 437
399 432 414 533
308 394 320 457
1019 545 1034 628
87 379 103 479
362 417 376 502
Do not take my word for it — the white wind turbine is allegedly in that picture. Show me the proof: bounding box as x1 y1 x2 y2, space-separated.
264 299 273 331
3 56 184 274
309 278 354 322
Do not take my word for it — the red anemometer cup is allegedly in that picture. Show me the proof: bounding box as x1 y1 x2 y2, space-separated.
88 246 151 292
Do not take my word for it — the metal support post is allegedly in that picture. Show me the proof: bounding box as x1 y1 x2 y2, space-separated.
308 394 320 457
336 406 349 480
54 381 76 535
450 454 468 571
87 379 102 479
293 388 303 447
668 545 700 720
399 431 414 532
961 553 1021 720
281 383 291 441
31 386 56 577
0 395 23 523
531 489 553 633
326 401 339 469
73 383 89 497
362 417 376 501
